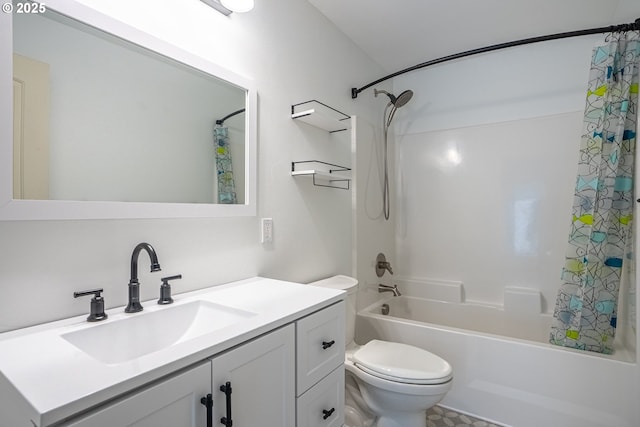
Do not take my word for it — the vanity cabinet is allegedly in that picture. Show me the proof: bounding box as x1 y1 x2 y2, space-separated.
63 304 345 427
60 304 348 427
65 325 295 427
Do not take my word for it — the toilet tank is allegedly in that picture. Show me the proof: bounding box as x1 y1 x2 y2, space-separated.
307 275 358 345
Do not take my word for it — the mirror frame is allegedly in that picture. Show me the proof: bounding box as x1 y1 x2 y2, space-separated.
0 0 257 220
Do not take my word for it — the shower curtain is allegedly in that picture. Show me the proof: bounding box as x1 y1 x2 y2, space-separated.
214 126 237 204
550 32 639 354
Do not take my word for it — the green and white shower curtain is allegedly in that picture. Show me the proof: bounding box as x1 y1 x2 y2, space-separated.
550 33 639 354
214 126 237 204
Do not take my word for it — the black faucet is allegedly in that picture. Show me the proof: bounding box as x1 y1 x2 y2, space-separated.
125 242 161 313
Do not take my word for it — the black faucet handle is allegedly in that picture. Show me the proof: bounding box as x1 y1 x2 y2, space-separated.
158 274 182 305
74 288 108 322
161 274 183 283
73 288 103 298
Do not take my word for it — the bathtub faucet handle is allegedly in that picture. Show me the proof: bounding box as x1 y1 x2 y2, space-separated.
379 261 393 274
375 253 394 277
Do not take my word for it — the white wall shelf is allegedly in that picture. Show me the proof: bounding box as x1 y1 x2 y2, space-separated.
291 100 350 133
291 161 351 190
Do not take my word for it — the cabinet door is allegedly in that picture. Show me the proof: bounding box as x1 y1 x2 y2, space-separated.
65 361 211 427
211 324 295 427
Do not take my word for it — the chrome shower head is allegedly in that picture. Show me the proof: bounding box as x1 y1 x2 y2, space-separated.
374 88 413 108
394 90 413 108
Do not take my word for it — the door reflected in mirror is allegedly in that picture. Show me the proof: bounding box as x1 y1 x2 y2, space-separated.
13 11 246 204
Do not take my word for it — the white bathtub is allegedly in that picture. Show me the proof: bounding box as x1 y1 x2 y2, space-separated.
356 296 638 427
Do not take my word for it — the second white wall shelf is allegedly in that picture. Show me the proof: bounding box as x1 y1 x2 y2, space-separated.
291 161 351 190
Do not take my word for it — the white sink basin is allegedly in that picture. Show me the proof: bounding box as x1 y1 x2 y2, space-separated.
62 301 256 364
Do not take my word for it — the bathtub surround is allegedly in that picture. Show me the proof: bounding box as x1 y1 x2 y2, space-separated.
394 112 583 308
550 32 639 354
392 277 464 303
502 286 542 315
363 296 560 352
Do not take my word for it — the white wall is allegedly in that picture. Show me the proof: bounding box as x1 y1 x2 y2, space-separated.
0 0 385 332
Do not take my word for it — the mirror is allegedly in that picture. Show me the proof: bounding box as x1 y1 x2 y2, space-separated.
0 0 257 219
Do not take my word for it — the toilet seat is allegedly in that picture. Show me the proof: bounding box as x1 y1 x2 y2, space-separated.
352 340 452 385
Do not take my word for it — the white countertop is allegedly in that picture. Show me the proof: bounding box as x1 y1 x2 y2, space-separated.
0 277 344 427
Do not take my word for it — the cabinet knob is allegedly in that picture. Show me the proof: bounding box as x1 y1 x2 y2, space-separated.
322 407 335 420
322 340 335 350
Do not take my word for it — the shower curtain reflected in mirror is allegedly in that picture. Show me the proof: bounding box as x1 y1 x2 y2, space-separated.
550 32 639 354
214 126 237 204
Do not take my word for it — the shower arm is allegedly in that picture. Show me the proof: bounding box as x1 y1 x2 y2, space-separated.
351 18 640 99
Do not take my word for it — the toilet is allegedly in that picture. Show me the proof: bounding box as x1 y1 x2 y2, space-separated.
309 275 453 427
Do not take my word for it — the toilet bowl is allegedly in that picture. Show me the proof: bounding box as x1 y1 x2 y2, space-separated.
308 275 453 427
346 340 452 427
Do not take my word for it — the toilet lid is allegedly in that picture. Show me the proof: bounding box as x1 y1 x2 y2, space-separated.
353 340 452 385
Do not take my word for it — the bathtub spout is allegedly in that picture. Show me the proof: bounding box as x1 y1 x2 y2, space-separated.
378 284 401 296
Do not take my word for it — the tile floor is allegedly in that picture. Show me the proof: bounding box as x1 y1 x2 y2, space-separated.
426 406 504 427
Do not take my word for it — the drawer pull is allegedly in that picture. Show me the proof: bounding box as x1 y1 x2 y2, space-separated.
322 340 335 350
322 408 335 420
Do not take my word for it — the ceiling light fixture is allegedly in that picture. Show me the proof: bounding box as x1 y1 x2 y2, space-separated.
220 0 254 13
201 0 255 16
200 0 232 16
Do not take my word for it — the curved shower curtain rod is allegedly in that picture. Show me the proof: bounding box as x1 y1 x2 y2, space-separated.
216 108 245 126
351 17 640 99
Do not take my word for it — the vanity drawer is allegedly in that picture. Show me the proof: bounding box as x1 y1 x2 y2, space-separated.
296 366 345 427
296 301 345 394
